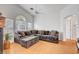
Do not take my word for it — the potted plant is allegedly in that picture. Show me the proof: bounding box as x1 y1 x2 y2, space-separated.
4 33 10 50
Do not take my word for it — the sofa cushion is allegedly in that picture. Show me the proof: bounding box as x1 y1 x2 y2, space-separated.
50 31 59 39
21 32 26 36
31 30 38 34
25 31 32 36
18 31 25 37
38 30 44 35
50 31 56 36
44 31 49 35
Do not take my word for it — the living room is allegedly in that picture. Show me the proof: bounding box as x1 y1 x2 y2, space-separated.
0 4 79 54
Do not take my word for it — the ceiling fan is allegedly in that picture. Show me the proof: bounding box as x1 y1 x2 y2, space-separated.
30 8 40 14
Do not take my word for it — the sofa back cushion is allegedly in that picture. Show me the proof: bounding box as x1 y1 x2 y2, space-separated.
25 31 32 36
38 30 44 35
50 31 59 36
50 31 55 36
18 31 25 37
31 30 38 34
44 31 49 35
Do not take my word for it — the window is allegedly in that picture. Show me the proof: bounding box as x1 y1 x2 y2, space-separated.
15 15 26 31
5 18 14 43
28 22 32 30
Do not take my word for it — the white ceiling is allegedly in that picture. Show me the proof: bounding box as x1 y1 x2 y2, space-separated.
20 4 68 15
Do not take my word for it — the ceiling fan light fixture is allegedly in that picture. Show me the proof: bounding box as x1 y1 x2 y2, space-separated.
30 8 40 14
30 8 34 10
35 11 39 14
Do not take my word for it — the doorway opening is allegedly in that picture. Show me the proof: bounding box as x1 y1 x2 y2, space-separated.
64 15 77 41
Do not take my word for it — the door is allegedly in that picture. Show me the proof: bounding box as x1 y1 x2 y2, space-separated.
65 15 77 40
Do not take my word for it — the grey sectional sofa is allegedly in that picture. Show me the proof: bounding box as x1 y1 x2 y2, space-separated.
31 30 59 43
14 30 59 48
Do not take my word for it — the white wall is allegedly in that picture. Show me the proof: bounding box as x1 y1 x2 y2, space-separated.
0 4 34 30
0 4 34 19
34 11 60 31
60 5 79 39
